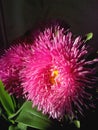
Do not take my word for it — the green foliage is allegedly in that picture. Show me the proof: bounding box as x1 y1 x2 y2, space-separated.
0 80 52 130
14 101 52 130
0 81 15 116
9 123 27 130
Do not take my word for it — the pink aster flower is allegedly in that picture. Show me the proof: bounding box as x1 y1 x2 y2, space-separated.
20 22 98 120
20 21 98 119
0 41 32 97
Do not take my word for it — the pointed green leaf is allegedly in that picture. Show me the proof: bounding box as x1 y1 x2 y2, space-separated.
0 80 15 116
73 120 80 128
15 101 52 130
85 32 93 42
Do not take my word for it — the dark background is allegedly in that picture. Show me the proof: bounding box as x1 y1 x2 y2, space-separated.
1 0 98 49
0 0 98 129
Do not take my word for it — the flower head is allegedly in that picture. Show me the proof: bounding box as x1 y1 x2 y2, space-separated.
0 42 32 97
20 22 98 120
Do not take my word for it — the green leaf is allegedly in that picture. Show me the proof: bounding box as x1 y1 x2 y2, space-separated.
85 32 93 42
17 123 27 130
15 101 52 130
73 120 80 128
0 80 15 116
9 123 27 130
9 125 19 130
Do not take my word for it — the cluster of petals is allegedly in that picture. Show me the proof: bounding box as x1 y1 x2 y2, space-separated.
0 21 98 119
0 42 32 97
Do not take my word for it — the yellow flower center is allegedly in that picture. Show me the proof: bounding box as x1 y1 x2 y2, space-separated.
50 69 59 85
